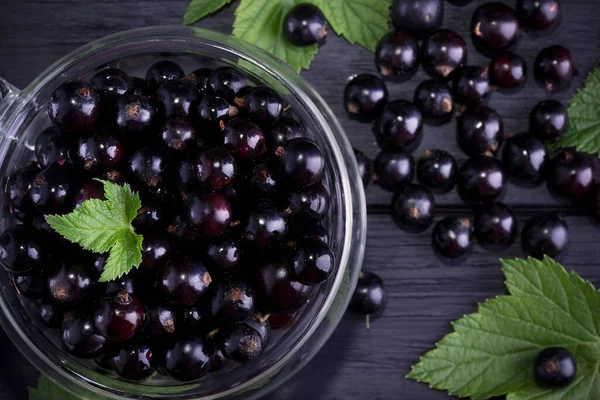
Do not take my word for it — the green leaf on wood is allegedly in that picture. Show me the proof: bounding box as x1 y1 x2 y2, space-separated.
184 0 236 25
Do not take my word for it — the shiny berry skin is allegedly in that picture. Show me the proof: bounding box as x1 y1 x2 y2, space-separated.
159 118 197 151
245 86 284 127
144 304 177 338
534 45 575 92
283 3 328 46
474 203 518 248
374 150 415 191
375 100 423 149
471 3 520 55
489 52 527 90
163 335 214 381
186 68 213 91
90 67 131 99
31 164 76 214
286 183 330 221
547 151 595 199
417 150 457 192
184 192 232 237
5 164 40 219
292 241 335 285
210 280 255 323
34 127 74 168
534 347 576 389
245 313 272 344
244 205 288 247
249 163 279 198
222 118 266 161
457 106 504 156
207 66 247 102
296 223 330 245
157 257 212 306
13 274 46 299
276 138 325 187
432 217 474 259
140 234 171 272
103 274 139 297
517 0 561 31
181 305 206 331
348 271 386 316
343 74 388 122
451 66 492 107
391 0 444 37
48 80 100 134
501 134 548 184
74 181 106 208
0 227 45 275
391 184 436 233
47 261 99 306
413 80 454 125
93 290 145 342
197 147 237 190
61 311 107 358
269 117 305 149
155 80 199 119
255 261 310 314
128 146 167 188
207 236 243 275
353 148 372 188
96 134 124 168
457 156 507 204
421 30 467 78
194 95 237 133
522 213 569 259
115 94 156 136
530 100 568 141
145 60 185 92
218 323 263 363
76 136 101 171
375 32 420 79
38 300 64 328
110 342 156 380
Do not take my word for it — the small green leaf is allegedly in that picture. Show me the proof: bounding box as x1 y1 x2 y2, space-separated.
551 67 600 155
233 0 318 72
407 256 600 400
184 0 236 25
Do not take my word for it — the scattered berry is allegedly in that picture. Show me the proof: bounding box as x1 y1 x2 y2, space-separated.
534 347 576 388
414 79 454 124
417 150 457 192
432 217 474 259
375 100 423 149
283 3 328 46
391 184 436 233
48 81 100 134
451 66 492 107
530 100 568 141
457 106 504 156
348 271 386 316
474 203 518 248
374 150 415 191
344 74 388 122
522 213 569 258
547 151 595 199
391 0 444 37
501 133 548 184
421 30 467 78
457 156 507 204
534 45 575 92
375 32 420 79
471 3 520 55
517 0 561 31
489 52 527 90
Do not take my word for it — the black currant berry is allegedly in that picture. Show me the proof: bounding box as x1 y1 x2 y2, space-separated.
163 335 214 381
534 45 575 92
530 100 568 141
155 80 199 119
248 163 279 198
244 204 288 248
61 311 107 358
292 241 335 285
517 0 561 31
93 290 145 341
269 117 305 149
222 118 267 161
186 68 213 92
210 280 255 323
413 80 454 125
5 164 40 220
217 323 263 363
206 236 244 275
144 304 177 338
457 156 507 204
194 94 237 135
344 74 388 122
255 260 310 314
156 257 212 306
184 192 232 237
296 223 330 245
547 151 595 200
374 150 415 192
501 133 548 185
474 203 518 249
391 0 444 37
128 146 167 188
432 217 474 259
115 94 156 137
245 313 271 344
145 60 185 92
353 148 372 188
31 164 76 214
160 118 197 151
286 183 330 221
0 227 46 275
110 342 156 380
348 270 386 316
521 213 569 259
34 127 75 169
391 184 436 233
276 138 325 187
489 52 527 90
375 32 420 80
534 347 576 389
90 67 131 100
283 3 328 46
244 86 284 128
451 66 492 107
422 30 467 78
375 100 423 149
197 147 237 190
471 3 520 55
417 150 457 192
48 80 100 134
457 106 504 156
47 261 99 306
207 66 247 102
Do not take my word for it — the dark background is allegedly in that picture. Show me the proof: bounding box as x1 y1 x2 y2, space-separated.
1 0 600 399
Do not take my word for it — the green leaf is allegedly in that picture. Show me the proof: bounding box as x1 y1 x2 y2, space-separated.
233 0 318 72
45 180 143 282
184 0 235 25
29 375 109 400
407 256 600 400
551 67 600 155
310 0 391 51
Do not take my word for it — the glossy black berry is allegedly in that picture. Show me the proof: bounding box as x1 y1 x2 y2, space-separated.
222 118 266 161
501 133 548 184
534 45 575 92
197 147 237 190
269 117 305 149
474 203 518 248
75 136 101 171
74 181 105 209
248 163 279 198
144 304 177 338
375 32 420 79
31 164 76 214
530 100 568 141
181 305 206 332
184 192 232 237
534 347 576 389
158 118 196 151
245 313 272 344
145 60 185 92
128 146 167 188
5 164 40 219
34 127 75 169
292 241 335 285
110 342 156 380
61 311 107 358
13 274 46 299
210 280 255 323
96 134 125 168
517 0 561 31
286 183 330 221
353 148 372 188
275 138 325 187
244 86 284 127
344 74 388 122
457 106 504 156
207 66 247 102
375 100 423 149
432 217 474 259
157 257 212 306
38 299 64 328
244 205 288 247
417 150 457 192
155 80 199 119
0 227 45 275
47 261 99 306
115 94 156 136
391 0 444 37
163 335 214 381
422 30 467 78
134 205 173 232
186 68 213 91
139 234 171 273
48 80 100 134
391 184 436 233
489 52 527 90
93 290 145 342
206 235 243 275
255 260 310 314
547 151 595 199
413 80 454 124
521 213 569 258
457 156 507 204
471 3 520 55
451 66 492 107
103 274 140 297
283 3 328 46
348 271 386 316
90 67 131 99
374 150 414 192
218 323 263 363
194 95 237 134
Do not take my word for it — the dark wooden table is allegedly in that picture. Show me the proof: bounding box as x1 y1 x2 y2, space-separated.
1 1 600 399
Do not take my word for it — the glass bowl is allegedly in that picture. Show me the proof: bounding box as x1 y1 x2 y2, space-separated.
0 26 366 399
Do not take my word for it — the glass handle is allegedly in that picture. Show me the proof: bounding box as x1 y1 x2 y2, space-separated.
0 76 21 137
0 76 19 101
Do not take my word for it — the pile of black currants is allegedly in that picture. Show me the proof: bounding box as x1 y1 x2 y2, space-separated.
1 59 336 381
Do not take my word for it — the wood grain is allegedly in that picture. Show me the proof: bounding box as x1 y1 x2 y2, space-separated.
0 0 599 399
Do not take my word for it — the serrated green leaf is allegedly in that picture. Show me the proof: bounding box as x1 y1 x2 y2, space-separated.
101 229 143 282
184 0 235 25
310 0 391 51
407 257 600 400
551 67 600 155
233 0 318 72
